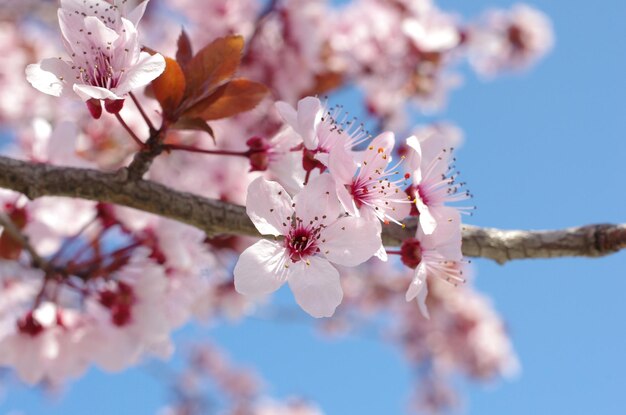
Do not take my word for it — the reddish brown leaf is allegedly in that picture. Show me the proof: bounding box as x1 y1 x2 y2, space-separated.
152 57 186 116
184 35 244 100
0 208 27 260
183 79 269 121
176 29 193 69
305 71 345 96
171 117 215 142
0 231 22 260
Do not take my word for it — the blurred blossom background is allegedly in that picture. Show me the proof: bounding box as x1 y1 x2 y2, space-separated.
0 0 625 414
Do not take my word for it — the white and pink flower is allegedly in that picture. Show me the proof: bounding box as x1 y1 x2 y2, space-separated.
275 97 369 173
329 131 411 224
234 175 381 317
25 0 165 117
402 206 464 318
406 134 471 235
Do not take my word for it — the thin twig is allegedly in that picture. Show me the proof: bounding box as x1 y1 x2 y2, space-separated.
129 92 156 133
115 112 145 148
163 143 251 158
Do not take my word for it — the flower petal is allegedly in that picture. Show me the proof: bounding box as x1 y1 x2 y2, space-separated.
246 177 293 236
335 183 358 217
405 135 423 179
83 16 120 47
406 263 427 304
416 198 437 235
369 131 395 154
126 0 149 26
287 256 342 318
414 267 430 319
73 84 121 101
321 216 380 267
26 59 74 97
296 96 323 149
294 174 341 225
419 206 462 260
233 240 288 296
374 243 388 261
275 101 299 130
328 140 357 186
115 51 165 95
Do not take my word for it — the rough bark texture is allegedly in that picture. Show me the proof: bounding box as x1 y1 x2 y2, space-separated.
0 155 624 264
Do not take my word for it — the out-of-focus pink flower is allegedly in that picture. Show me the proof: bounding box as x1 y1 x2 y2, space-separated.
467 4 554 76
253 398 325 415
234 175 380 317
25 0 165 116
83 248 174 372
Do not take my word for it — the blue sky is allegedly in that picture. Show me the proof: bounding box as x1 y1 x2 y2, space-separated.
2 0 626 414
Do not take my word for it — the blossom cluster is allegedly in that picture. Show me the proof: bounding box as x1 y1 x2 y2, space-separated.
233 96 470 318
157 343 325 415
0 0 552 412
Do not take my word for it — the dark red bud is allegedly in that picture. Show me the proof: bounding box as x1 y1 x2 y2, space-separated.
246 136 271 172
86 99 102 119
99 290 117 308
111 304 132 326
104 98 125 114
249 152 269 172
17 312 44 336
246 136 268 150
96 202 117 229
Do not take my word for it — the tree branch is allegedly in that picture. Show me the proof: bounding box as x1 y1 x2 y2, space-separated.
0 155 624 264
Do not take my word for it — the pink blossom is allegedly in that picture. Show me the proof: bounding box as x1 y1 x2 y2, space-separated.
467 4 554 76
329 131 411 224
167 0 260 46
275 96 369 171
403 207 464 318
0 291 91 385
84 248 174 372
408 122 464 164
402 12 460 54
234 175 381 317
406 134 471 235
241 0 328 102
25 0 165 116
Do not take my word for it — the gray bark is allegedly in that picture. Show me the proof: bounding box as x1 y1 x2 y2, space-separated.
0 155 624 264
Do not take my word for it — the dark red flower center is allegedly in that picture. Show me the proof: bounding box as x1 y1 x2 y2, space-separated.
400 238 423 269
285 226 320 262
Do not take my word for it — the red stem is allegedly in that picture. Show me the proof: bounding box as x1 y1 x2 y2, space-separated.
50 215 98 265
163 143 252 158
129 92 156 133
67 241 143 274
115 112 145 148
